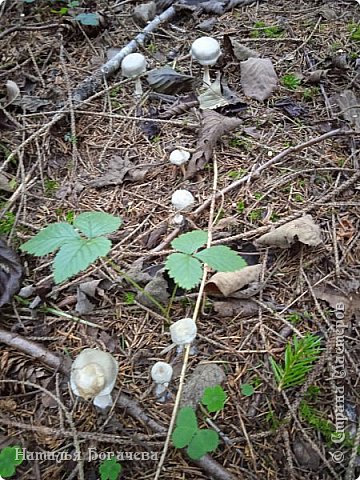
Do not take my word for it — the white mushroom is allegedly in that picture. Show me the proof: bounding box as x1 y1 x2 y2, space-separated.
171 189 195 211
70 348 118 409
171 213 185 226
170 149 191 177
151 361 173 396
170 318 197 346
190 36 221 85
121 53 147 96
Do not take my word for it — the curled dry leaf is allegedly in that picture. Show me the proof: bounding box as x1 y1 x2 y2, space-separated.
0 239 23 307
147 67 195 95
5 80 20 106
332 90 360 130
205 264 262 297
136 269 169 310
198 73 230 110
185 110 242 178
89 156 148 187
255 215 322 249
241 57 278 101
313 285 360 318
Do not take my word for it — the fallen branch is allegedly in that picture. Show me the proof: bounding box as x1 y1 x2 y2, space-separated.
0 327 237 480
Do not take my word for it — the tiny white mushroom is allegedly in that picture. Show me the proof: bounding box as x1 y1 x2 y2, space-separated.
121 53 147 96
170 318 197 346
171 189 195 211
190 36 221 85
170 149 191 177
151 361 173 396
70 348 118 409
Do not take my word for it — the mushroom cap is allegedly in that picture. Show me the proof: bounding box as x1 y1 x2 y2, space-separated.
171 189 195 211
169 149 191 166
121 53 147 78
170 318 197 345
190 37 221 66
151 361 173 384
70 349 118 403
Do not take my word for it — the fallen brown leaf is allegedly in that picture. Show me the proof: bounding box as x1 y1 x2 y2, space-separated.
89 156 148 187
241 57 278 101
255 215 322 248
205 264 262 297
185 110 242 178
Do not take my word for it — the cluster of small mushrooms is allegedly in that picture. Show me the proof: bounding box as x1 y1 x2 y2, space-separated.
70 319 197 406
69 37 221 407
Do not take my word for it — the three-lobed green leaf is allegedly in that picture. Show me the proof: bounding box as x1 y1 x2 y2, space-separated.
172 407 220 460
99 457 122 480
201 385 227 413
20 223 80 256
165 253 203 290
166 230 247 290
20 211 122 284
195 246 247 272
172 407 198 448
171 230 208 254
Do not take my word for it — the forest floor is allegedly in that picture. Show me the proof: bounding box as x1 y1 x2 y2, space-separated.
0 0 360 479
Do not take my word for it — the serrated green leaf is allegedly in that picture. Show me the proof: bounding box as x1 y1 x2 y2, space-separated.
74 212 122 238
99 457 122 480
201 385 227 412
53 237 111 283
0 445 23 477
74 12 99 26
186 429 219 460
165 253 203 289
20 223 79 256
171 230 208 254
195 246 247 272
172 407 198 448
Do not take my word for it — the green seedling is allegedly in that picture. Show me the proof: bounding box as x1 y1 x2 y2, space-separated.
248 209 262 221
0 446 24 478
172 407 219 460
251 21 284 38
20 211 121 284
123 292 136 305
270 333 322 391
348 23 360 41
165 230 247 290
282 74 301 90
0 211 15 235
236 200 245 213
302 87 319 101
44 179 59 195
240 383 254 397
201 385 227 412
227 169 246 179
99 457 122 480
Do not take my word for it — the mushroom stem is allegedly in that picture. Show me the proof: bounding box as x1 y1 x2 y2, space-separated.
180 164 186 177
134 77 143 96
202 65 211 85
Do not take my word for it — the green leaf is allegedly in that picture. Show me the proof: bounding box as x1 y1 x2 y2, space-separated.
0 445 24 478
99 457 122 480
20 223 80 256
74 212 122 238
172 407 198 448
53 237 111 283
74 12 99 26
165 253 203 289
171 230 208 254
201 385 227 413
186 429 219 460
195 246 247 272
240 383 254 397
